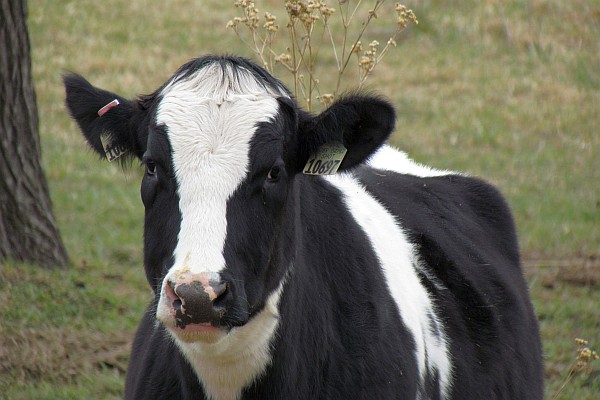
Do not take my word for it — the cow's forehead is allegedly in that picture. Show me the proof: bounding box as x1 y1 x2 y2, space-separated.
155 61 283 275
155 61 283 183
155 61 286 161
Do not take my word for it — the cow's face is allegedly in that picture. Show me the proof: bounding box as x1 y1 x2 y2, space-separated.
145 62 295 343
64 56 395 344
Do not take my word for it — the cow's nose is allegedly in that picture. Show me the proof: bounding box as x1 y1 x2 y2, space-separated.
164 271 229 328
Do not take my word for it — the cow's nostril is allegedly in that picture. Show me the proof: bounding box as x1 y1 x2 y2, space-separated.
173 298 183 312
212 281 227 297
212 282 229 308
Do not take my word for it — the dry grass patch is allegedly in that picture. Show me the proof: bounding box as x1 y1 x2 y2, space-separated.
0 327 132 386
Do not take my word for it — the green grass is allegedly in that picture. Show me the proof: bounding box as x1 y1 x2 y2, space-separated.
1 0 598 398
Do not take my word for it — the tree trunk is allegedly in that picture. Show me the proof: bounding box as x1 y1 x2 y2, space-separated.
0 0 69 267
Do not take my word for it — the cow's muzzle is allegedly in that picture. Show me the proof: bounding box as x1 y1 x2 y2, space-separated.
158 271 235 342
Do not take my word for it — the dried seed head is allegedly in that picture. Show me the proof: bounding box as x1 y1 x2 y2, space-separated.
285 1 301 17
351 41 363 54
264 20 279 32
359 55 374 68
274 53 292 63
395 3 418 26
572 338 599 375
579 348 593 361
320 6 335 17
317 93 334 107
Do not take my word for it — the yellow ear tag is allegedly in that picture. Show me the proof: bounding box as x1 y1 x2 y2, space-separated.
303 141 347 175
100 133 128 162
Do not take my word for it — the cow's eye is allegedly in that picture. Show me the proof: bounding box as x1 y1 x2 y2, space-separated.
146 160 157 176
267 165 280 181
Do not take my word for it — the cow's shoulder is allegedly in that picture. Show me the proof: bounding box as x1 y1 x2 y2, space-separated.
360 145 519 266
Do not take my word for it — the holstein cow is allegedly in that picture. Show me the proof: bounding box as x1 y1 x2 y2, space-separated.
64 55 543 400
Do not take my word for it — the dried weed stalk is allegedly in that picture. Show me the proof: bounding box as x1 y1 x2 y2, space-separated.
552 338 599 399
227 0 417 111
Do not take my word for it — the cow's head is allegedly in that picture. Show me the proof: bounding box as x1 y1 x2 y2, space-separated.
64 55 395 344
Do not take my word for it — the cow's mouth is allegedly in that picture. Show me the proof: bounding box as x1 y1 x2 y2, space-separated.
166 322 229 344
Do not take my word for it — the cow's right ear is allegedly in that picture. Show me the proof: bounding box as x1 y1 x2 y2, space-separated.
63 73 147 161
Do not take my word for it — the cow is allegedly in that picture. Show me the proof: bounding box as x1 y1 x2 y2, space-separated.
64 55 543 400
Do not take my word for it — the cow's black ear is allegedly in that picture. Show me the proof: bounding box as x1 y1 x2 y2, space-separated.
63 73 146 162
296 94 396 172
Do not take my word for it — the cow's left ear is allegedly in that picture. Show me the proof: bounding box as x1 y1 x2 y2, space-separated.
293 95 396 172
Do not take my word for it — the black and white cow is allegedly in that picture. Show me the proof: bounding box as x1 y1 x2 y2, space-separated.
64 55 543 400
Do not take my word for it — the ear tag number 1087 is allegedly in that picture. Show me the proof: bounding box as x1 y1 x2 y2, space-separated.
303 141 347 176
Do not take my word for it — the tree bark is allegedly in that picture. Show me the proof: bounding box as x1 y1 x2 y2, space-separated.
0 0 69 267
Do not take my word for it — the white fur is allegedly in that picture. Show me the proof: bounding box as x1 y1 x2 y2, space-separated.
368 145 460 177
155 62 287 400
325 172 453 398
175 283 285 400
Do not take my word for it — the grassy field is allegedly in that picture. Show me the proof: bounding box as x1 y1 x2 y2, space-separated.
1 0 598 398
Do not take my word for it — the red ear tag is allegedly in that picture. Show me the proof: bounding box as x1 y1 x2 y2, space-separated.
97 99 120 116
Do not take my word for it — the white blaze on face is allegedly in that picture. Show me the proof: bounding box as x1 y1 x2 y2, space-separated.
156 63 281 280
